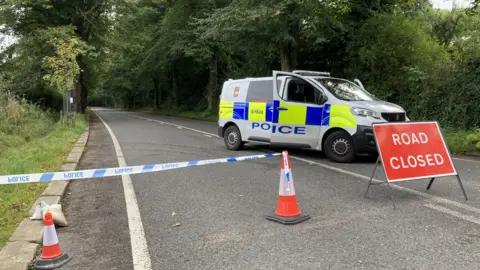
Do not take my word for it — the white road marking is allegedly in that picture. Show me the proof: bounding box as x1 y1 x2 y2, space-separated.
204 134 212 138
128 114 221 138
424 203 480 225
95 112 152 270
124 112 480 222
288 155 480 215
452 156 480 164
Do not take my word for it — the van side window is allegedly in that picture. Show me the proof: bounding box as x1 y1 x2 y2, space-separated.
284 78 321 104
246 80 280 102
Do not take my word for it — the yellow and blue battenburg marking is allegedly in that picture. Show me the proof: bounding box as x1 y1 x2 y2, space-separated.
220 100 357 127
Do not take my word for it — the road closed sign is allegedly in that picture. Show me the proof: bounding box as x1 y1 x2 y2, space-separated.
373 122 456 182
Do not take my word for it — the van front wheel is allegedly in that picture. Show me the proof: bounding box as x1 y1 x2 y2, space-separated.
224 125 244 150
324 131 356 163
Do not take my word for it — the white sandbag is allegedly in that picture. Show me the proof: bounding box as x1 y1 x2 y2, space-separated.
29 203 43 220
41 202 68 227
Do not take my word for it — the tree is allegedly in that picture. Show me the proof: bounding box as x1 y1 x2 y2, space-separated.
0 0 114 113
41 27 89 95
198 0 349 71
347 13 448 111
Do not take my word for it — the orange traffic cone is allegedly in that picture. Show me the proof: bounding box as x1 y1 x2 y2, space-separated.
34 212 70 269
266 150 310 225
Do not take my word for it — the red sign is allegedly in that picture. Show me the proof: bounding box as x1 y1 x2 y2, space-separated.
373 122 456 182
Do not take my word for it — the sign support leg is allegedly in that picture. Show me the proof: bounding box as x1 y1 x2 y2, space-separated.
386 181 397 210
426 177 435 191
456 175 468 200
364 157 379 198
364 157 396 209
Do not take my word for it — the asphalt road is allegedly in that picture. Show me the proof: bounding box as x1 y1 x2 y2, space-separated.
59 109 480 270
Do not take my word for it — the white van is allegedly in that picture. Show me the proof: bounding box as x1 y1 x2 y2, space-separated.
217 70 408 162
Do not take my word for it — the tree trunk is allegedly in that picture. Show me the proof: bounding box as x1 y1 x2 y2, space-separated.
172 65 178 106
75 55 88 113
153 77 161 110
207 50 218 113
80 72 88 112
280 43 298 72
74 74 81 112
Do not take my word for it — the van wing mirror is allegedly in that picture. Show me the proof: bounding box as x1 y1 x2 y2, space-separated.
354 79 365 90
317 94 327 105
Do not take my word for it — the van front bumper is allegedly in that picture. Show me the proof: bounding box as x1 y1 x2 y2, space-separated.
353 125 378 154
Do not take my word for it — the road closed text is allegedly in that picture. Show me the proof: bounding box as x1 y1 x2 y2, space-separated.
390 154 444 169
389 132 444 169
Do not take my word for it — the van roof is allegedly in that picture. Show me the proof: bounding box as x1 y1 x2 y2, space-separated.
227 75 335 83
227 77 272 83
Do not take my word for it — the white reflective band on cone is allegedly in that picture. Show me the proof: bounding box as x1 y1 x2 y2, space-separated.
43 225 59 246
279 168 295 196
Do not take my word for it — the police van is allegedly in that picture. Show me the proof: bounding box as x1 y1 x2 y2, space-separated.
217 70 408 163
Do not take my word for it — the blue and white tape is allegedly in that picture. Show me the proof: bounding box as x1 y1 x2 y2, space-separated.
0 153 279 185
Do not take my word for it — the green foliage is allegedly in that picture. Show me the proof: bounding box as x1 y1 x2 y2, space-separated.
348 13 451 125
0 90 55 152
41 27 89 92
85 1 480 137
444 128 480 154
0 0 115 113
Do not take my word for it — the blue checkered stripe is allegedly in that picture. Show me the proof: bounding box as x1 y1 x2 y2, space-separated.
231 101 331 126
0 153 279 185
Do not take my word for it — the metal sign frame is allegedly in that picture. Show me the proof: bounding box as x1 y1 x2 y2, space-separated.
364 121 468 209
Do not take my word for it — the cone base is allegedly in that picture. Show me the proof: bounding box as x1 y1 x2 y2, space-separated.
266 213 311 225
34 252 70 270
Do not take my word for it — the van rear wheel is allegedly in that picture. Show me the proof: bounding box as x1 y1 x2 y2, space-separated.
324 130 356 163
224 125 244 150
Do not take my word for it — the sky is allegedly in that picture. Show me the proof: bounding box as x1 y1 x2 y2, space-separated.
431 0 473 9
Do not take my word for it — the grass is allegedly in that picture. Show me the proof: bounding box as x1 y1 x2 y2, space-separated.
443 129 480 155
0 116 86 247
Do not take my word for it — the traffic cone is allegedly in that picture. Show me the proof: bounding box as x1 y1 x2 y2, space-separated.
34 212 70 269
266 151 310 225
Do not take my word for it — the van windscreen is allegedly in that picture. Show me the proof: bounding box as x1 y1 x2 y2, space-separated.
314 78 376 101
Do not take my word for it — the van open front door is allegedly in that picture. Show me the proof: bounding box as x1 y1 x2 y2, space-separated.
271 71 324 149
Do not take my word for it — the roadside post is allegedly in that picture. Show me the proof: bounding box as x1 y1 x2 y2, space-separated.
60 86 76 127
364 121 468 209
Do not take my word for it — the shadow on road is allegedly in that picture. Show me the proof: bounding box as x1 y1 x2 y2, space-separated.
241 143 378 164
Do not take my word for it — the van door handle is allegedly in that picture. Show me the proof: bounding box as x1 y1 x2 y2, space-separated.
278 106 288 111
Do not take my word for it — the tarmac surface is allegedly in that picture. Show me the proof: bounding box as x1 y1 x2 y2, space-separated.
58 109 480 270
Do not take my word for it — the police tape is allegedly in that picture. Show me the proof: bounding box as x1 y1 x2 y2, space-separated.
0 153 280 185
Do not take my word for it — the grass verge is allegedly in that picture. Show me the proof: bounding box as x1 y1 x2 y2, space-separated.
443 129 480 155
0 116 86 247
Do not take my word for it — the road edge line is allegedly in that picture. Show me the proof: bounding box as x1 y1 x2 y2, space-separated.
95 111 152 270
424 203 480 225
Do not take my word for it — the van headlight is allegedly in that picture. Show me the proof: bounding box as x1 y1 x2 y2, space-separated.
350 107 381 119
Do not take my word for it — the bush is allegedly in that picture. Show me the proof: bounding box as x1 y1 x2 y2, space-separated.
467 129 480 151
0 90 55 151
444 128 480 154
